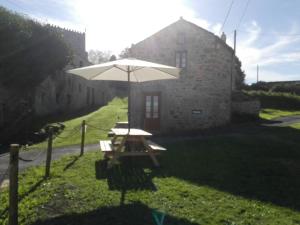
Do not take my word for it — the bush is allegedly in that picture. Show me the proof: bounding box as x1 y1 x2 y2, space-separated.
245 90 300 110
0 7 71 91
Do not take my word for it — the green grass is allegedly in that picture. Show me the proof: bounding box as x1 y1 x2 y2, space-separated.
30 98 128 149
260 108 300 120
1 124 300 224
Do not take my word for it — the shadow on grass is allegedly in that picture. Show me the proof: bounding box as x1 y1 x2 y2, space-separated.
31 201 198 225
95 158 158 205
63 156 80 171
0 177 46 218
156 124 300 211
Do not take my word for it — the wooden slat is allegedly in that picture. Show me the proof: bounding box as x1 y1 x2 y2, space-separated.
99 140 113 152
147 140 167 151
111 128 152 137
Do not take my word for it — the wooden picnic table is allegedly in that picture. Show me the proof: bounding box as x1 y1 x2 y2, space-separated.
100 128 166 167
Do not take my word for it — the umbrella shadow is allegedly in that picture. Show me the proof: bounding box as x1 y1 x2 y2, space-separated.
95 157 158 205
31 201 199 225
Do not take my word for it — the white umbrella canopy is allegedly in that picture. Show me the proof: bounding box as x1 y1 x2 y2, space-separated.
67 58 180 82
67 58 180 131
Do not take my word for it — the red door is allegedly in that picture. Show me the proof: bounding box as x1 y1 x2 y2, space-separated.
144 93 161 131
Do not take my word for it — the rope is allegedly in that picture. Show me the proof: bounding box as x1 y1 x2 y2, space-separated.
85 122 110 132
18 144 47 162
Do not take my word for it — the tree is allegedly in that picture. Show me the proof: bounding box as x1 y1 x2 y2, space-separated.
119 47 131 59
234 56 246 90
109 55 117 61
88 50 111 64
0 7 71 91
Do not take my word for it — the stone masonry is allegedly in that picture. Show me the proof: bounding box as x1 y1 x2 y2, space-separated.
129 18 240 133
33 26 110 116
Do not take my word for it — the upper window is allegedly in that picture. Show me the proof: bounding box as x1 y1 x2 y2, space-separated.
177 32 185 44
175 51 187 68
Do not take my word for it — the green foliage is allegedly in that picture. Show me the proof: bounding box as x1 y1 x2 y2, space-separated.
245 81 300 95
119 47 131 59
245 90 300 110
0 7 71 91
88 50 111 64
234 57 246 90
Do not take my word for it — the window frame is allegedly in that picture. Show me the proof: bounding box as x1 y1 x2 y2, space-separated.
175 50 187 69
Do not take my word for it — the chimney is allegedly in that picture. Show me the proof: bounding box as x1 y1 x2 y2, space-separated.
221 32 226 43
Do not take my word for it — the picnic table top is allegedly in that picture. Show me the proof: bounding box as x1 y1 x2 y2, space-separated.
111 128 152 137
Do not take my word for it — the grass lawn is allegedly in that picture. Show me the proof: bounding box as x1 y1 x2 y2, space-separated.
260 108 300 120
29 98 128 149
1 123 300 224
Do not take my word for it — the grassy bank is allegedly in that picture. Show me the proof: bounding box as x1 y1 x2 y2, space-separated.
1 123 300 224
30 98 127 149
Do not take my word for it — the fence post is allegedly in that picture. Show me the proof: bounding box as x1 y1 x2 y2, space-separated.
80 120 86 156
45 127 53 178
9 144 19 225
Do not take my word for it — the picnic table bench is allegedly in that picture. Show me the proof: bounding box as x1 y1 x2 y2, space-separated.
100 128 166 167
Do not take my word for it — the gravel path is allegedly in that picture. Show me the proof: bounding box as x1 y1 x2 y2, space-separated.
0 144 99 184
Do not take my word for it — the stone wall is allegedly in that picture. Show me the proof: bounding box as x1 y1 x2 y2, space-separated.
129 18 240 133
33 26 110 116
232 100 260 117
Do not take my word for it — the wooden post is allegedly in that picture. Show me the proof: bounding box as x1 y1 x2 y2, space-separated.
80 120 86 156
45 128 53 178
9 144 19 225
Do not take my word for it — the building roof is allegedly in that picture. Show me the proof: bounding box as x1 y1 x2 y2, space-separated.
132 17 235 54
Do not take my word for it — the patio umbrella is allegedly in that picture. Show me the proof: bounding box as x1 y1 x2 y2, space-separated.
67 58 180 131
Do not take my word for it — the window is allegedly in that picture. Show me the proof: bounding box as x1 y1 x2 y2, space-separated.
175 51 187 68
79 61 83 67
78 84 82 93
146 96 151 118
177 32 185 44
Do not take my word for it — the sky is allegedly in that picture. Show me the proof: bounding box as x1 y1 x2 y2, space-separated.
1 0 300 83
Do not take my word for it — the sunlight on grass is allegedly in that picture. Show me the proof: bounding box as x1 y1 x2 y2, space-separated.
260 108 300 120
289 122 300 130
29 98 127 149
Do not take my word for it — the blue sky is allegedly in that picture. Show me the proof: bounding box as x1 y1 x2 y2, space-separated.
1 0 300 83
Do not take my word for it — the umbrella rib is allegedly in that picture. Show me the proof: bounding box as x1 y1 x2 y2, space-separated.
87 66 114 80
114 65 128 73
154 67 179 78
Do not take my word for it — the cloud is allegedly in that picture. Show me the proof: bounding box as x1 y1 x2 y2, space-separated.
21 0 221 54
235 21 300 83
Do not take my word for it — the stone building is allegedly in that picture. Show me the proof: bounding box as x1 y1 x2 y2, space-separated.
33 26 109 116
129 18 242 133
0 25 109 133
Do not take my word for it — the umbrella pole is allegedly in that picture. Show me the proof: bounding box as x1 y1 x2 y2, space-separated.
127 66 131 133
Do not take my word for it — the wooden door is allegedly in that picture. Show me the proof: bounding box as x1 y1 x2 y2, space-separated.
144 93 160 131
